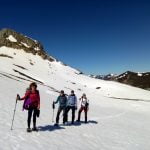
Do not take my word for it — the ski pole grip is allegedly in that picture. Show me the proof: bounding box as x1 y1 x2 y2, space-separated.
17 94 20 100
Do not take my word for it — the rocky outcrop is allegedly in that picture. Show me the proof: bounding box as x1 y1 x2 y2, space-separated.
0 28 55 62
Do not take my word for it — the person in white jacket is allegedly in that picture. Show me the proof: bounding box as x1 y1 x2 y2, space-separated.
64 90 77 124
77 93 89 123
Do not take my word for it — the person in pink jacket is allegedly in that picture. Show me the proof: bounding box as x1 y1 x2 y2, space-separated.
18 82 40 132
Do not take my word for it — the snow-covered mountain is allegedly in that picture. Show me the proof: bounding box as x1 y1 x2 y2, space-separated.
0 29 150 150
90 74 117 80
116 71 150 90
90 71 150 90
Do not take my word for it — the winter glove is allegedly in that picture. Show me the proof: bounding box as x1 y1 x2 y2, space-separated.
36 109 40 118
52 101 55 109
37 105 40 110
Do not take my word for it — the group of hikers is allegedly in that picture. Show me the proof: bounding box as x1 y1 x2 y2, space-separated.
17 82 89 132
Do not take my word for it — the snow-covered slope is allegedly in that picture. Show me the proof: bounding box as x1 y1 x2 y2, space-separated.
0 29 150 150
0 46 150 100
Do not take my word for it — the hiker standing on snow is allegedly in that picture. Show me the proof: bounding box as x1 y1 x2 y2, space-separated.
18 82 40 132
53 90 67 126
64 90 77 124
77 93 89 123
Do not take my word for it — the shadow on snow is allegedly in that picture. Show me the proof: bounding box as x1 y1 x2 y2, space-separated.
67 120 98 126
38 125 65 132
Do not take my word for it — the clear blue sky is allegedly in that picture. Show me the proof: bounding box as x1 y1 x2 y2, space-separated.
0 0 150 75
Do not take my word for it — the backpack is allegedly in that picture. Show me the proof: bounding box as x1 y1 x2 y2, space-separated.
23 97 32 111
22 89 32 111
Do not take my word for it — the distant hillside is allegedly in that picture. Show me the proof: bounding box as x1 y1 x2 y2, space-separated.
116 71 150 90
90 71 150 90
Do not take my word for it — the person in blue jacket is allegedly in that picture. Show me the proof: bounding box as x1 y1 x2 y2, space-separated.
64 90 77 124
54 90 67 126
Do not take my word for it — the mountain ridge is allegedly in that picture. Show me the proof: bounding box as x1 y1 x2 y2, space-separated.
0 28 55 62
90 71 150 90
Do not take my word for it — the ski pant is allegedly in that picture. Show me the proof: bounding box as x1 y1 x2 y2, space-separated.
64 106 76 124
28 107 38 128
78 106 88 123
56 106 66 124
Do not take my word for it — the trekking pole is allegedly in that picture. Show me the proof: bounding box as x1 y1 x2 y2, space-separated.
11 94 19 130
52 101 55 122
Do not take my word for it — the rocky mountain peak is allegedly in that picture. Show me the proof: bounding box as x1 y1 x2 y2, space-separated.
0 28 55 61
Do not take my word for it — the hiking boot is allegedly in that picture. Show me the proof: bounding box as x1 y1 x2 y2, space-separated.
32 127 38 132
63 122 68 125
54 123 59 127
85 121 88 124
27 128 32 132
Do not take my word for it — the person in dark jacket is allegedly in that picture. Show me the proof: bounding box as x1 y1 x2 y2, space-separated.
54 90 67 126
18 82 40 132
